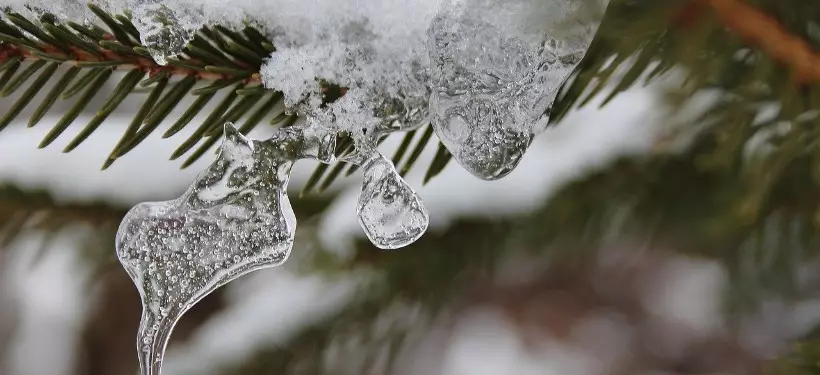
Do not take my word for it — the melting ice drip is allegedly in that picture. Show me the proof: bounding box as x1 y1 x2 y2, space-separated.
116 124 331 374
356 153 428 249
116 123 428 375
427 0 598 180
342 134 430 249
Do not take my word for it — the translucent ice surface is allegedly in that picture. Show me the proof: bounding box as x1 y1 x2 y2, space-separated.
428 0 601 179
356 153 429 249
115 123 335 375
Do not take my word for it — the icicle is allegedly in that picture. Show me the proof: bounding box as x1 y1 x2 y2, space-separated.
427 0 598 180
356 152 429 249
115 123 335 375
130 0 204 65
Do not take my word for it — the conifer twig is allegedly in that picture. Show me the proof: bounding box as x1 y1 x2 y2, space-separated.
0 39 260 84
678 0 820 85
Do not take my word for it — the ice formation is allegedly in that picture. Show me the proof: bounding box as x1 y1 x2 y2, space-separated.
115 123 336 375
259 0 440 137
1 0 600 177
428 0 600 179
0 0 606 372
258 0 601 180
356 152 430 249
116 121 433 374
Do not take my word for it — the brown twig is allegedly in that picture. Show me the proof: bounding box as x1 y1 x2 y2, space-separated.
677 0 820 85
0 35 261 84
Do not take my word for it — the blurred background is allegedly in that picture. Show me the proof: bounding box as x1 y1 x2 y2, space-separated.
0 67 809 375
3 1 820 374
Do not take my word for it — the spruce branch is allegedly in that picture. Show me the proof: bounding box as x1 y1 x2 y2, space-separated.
0 2 817 373
0 4 460 191
1 0 819 194
0 6 272 168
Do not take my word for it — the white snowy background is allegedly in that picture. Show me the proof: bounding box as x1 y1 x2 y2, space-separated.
0 69 776 375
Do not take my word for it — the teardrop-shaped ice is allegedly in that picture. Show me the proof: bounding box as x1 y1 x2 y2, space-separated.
356 153 429 249
116 123 335 375
430 95 534 180
428 0 601 180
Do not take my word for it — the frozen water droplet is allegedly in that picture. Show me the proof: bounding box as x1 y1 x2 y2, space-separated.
356 153 429 249
116 123 334 375
428 0 599 180
131 1 204 65
431 95 533 180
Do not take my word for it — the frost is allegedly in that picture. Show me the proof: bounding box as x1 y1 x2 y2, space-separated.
116 124 336 375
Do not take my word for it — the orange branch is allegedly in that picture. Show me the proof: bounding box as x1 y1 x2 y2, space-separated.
0 36 261 84
680 0 820 84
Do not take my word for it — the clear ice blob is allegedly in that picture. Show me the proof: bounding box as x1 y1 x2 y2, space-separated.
427 0 600 180
130 1 204 65
115 123 335 375
356 152 429 249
